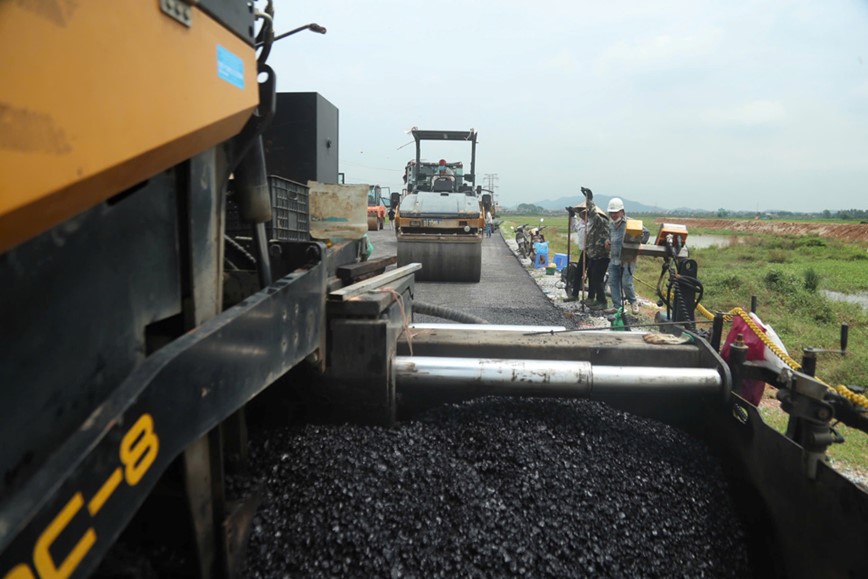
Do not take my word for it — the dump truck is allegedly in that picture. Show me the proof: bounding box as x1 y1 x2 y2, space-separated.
1 4 867 579
394 129 484 282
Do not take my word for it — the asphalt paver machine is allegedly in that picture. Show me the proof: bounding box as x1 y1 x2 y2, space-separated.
1 4 868 579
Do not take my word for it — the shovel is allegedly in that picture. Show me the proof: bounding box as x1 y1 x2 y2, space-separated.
565 209 572 289
564 207 585 312
580 212 589 312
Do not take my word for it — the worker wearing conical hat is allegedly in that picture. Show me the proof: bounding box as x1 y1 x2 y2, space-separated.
575 191 611 311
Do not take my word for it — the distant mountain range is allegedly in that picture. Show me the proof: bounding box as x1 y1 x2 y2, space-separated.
532 195 664 214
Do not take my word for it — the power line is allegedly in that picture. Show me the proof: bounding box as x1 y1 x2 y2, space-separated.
341 160 403 172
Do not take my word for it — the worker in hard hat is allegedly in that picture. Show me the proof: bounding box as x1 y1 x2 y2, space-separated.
436 159 454 176
603 196 639 315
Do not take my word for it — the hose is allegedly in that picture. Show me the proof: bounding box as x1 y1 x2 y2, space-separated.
255 2 275 64
414 301 489 324
670 278 694 331
224 234 258 266
835 385 868 410
655 259 703 326
668 276 702 317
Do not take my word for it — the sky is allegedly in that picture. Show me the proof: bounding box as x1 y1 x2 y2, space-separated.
265 0 868 212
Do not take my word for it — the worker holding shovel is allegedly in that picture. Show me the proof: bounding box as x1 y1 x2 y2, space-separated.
578 188 612 311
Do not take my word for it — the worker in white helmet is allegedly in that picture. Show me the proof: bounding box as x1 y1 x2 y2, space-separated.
604 196 640 315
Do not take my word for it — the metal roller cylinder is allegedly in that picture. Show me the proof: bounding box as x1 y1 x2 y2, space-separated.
397 239 482 282
394 356 723 399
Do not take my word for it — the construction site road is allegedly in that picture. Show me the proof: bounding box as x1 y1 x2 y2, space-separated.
368 227 578 328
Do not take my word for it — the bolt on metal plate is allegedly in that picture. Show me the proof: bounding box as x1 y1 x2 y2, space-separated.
160 0 192 27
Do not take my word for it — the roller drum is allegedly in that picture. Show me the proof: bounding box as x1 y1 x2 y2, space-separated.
397 239 482 282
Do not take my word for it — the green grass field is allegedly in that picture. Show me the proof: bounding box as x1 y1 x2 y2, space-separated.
499 213 868 475
501 213 867 384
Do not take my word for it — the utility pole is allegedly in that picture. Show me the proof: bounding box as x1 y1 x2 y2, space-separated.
484 173 499 206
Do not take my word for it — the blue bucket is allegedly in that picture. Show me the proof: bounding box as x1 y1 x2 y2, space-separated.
533 241 549 268
553 253 568 272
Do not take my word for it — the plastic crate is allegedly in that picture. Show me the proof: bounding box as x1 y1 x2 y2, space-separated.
268 176 309 241
226 175 309 241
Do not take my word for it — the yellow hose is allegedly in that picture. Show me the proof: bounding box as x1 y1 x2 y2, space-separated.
696 302 727 322
696 303 868 410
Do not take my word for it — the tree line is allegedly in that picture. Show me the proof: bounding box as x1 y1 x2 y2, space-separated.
505 203 868 221
714 208 868 221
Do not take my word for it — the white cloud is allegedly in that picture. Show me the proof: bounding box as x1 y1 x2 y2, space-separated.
852 80 868 99
594 30 723 76
268 0 868 211
702 100 787 128
542 50 578 74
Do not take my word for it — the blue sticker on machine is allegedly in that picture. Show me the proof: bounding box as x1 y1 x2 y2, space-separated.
217 45 244 89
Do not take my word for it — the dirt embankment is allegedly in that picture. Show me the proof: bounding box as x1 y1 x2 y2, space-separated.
657 218 868 245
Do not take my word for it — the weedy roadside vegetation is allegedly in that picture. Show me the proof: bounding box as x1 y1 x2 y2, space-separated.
501 214 868 473
676 234 868 475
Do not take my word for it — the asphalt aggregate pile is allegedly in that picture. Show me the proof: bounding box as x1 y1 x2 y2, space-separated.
245 397 752 577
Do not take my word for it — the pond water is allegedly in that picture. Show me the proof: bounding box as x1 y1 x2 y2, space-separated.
821 290 868 310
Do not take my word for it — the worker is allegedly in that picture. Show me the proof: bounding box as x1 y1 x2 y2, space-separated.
564 206 586 302
436 159 454 176
573 192 612 310
603 196 639 315
485 210 493 238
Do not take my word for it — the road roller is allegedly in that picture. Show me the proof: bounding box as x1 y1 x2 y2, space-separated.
366 185 386 231
395 129 484 282
2 3 868 578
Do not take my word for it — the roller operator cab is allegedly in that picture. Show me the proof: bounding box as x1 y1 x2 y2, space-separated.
395 129 484 282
